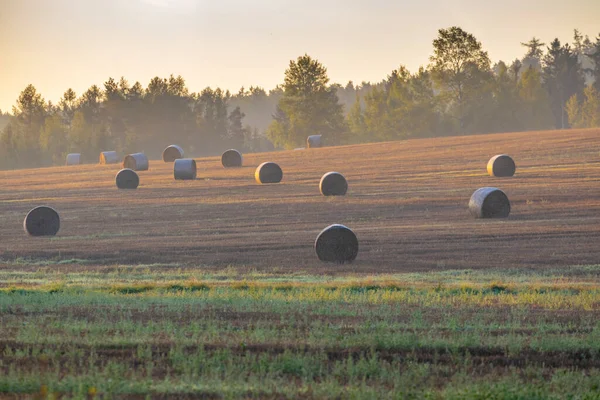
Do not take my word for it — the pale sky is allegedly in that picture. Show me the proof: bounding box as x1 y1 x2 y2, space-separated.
1 0 599 111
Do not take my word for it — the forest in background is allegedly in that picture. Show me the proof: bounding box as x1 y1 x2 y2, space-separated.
1 27 599 170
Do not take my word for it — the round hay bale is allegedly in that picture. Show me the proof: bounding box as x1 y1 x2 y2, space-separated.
487 154 516 177
65 153 81 166
116 168 139 189
174 158 197 180
123 153 149 171
469 187 511 218
320 172 348 196
255 162 283 184
221 149 243 168
163 145 184 162
23 206 60 236
307 135 322 148
99 151 119 164
315 224 358 264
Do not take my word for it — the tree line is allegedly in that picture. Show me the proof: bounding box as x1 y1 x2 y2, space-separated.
1 27 599 170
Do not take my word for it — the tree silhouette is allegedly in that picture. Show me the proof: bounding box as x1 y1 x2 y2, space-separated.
267 54 345 149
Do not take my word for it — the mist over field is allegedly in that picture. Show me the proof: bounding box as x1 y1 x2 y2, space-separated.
1 26 599 169
2 2 600 398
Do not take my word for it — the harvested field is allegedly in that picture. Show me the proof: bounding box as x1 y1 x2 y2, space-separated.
1 128 600 273
2 128 600 398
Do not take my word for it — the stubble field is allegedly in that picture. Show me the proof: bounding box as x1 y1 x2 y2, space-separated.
1 128 600 398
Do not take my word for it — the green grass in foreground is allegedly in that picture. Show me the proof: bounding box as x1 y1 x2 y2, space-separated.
0 264 600 399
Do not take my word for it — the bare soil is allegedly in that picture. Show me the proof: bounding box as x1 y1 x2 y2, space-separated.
1 128 600 274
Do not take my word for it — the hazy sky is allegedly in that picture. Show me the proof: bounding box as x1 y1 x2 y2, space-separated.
1 0 599 111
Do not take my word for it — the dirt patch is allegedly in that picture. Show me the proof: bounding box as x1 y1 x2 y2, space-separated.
1 129 600 274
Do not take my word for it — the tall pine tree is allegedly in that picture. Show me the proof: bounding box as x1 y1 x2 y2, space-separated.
267 55 345 149
542 39 585 128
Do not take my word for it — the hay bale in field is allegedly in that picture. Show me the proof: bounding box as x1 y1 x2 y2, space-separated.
487 154 516 177
174 158 197 180
294 147 305 151
255 162 282 184
320 172 348 196
162 145 184 162
116 168 139 189
315 224 358 263
469 187 511 218
307 135 322 148
65 153 81 166
99 151 119 164
123 153 149 171
221 149 243 168
23 206 60 236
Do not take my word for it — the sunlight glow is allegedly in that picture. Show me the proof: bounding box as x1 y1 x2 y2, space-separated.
139 0 198 9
